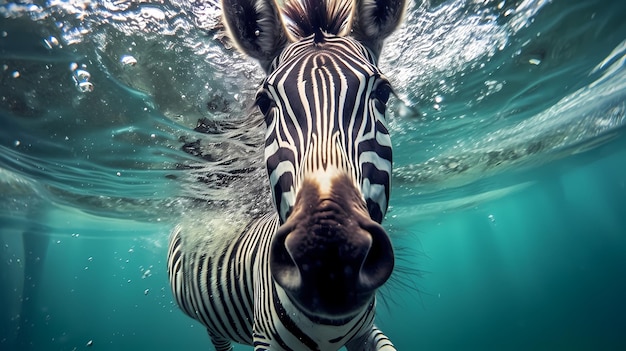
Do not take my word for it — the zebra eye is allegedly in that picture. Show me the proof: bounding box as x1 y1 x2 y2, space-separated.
255 92 275 116
373 82 393 105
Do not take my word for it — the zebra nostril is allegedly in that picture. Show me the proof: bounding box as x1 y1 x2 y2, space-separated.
270 224 301 291
359 220 394 291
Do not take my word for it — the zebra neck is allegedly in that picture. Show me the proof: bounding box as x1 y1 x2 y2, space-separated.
269 282 376 348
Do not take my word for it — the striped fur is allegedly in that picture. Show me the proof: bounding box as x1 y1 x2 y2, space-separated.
261 33 392 223
168 0 405 350
282 0 354 39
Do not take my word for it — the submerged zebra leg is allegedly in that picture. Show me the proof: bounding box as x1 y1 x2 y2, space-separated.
345 326 396 351
208 333 234 351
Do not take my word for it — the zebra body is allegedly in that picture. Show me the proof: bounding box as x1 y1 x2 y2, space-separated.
168 0 406 349
168 212 390 350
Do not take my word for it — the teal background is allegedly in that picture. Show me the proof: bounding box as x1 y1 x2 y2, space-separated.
1 0 625 350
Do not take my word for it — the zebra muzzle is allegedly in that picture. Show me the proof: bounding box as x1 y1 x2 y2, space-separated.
269 176 394 318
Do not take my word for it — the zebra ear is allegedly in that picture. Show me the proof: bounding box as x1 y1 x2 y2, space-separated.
351 0 407 59
221 0 289 72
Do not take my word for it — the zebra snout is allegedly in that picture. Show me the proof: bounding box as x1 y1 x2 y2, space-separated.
269 179 394 318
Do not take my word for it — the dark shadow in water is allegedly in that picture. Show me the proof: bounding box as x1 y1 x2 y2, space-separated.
0 206 50 351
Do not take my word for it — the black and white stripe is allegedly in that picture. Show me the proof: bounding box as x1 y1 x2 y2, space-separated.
261 34 392 223
168 0 405 350
168 211 395 350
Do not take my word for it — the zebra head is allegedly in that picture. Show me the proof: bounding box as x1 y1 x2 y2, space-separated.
222 0 404 320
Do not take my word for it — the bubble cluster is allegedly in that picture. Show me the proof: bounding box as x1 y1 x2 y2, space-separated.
70 63 94 93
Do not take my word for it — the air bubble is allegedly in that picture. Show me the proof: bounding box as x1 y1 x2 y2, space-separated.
120 55 137 66
78 81 94 92
43 36 59 49
72 67 94 93
74 69 90 81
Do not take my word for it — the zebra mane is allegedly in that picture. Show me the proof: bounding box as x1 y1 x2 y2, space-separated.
282 0 353 40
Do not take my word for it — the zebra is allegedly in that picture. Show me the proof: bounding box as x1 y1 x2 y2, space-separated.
167 0 406 349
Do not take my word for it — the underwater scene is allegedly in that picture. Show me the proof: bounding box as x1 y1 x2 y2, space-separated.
1 0 625 350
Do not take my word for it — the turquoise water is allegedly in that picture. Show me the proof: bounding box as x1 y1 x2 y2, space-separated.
1 0 625 350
